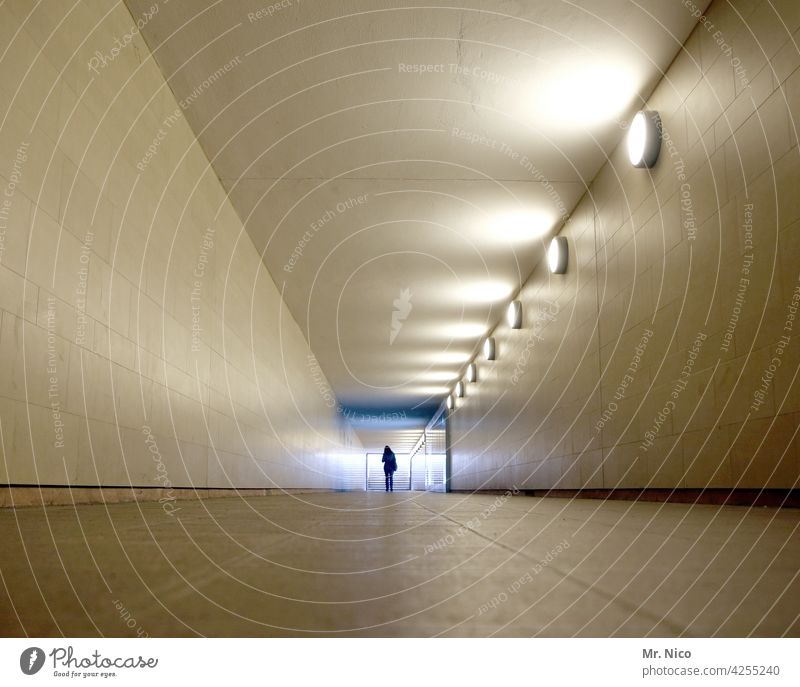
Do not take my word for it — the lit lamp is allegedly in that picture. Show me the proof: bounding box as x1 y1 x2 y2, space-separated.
466 363 477 383
446 395 454 410
628 110 661 168
548 236 568 274
507 300 522 329
456 381 465 398
483 336 496 361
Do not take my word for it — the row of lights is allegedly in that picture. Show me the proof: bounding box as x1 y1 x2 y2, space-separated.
446 233 568 409
446 110 662 411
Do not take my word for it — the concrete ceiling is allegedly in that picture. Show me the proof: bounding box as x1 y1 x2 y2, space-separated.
125 0 708 450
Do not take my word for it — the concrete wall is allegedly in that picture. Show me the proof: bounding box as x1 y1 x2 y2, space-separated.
0 1 359 489
449 0 800 491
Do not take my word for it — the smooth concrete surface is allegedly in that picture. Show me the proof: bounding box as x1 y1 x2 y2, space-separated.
122 0 706 415
0 486 334 509
1 493 798 637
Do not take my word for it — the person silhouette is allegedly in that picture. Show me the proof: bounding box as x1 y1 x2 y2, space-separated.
382 445 397 492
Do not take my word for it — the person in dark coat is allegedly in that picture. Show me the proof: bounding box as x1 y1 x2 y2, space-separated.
382 445 397 492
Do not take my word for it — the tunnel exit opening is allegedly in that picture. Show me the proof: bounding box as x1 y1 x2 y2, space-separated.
364 452 446 491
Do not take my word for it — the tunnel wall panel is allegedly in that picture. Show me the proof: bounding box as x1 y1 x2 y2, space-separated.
450 0 800 492
0 2 360 489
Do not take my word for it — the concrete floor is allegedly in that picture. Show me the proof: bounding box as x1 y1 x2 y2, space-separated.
1 493 799 637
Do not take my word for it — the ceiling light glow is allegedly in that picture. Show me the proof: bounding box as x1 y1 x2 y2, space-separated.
449 322 489 339
404 385 451 395
420 322 490 340
487 210 553 244
431 351 471 364
417 370 459 382
458 281 514 305
525 61 638 130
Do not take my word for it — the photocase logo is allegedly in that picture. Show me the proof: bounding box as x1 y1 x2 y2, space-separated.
389 288 412 345
20 647 45 675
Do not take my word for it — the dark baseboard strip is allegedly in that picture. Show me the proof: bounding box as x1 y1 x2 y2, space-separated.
0 485 336 509
451 488 800 508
